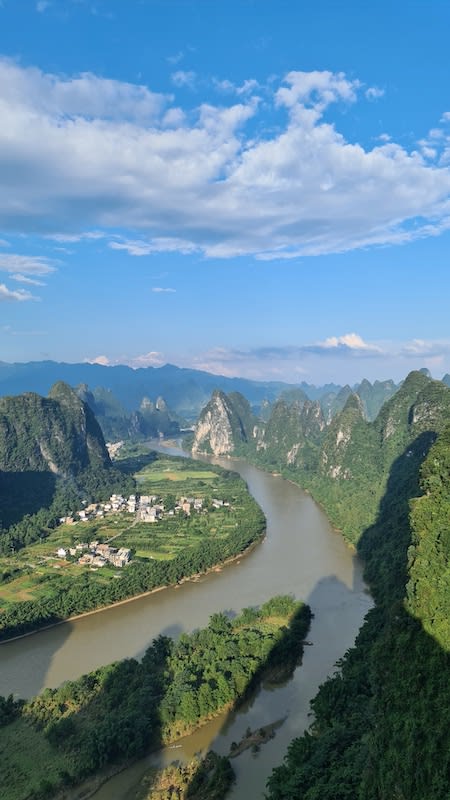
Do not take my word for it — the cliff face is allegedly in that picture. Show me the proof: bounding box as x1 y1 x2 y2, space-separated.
192 390 257 455
0 381 111 478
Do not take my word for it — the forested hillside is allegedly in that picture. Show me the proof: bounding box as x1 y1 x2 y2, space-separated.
0 596 310 800
191 371 450 799
265 380 450 799
0 382 134 552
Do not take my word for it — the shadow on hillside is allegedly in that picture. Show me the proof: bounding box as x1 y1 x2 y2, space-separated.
262 433 450 800
0 470 57 528
116 452 158 475
353 433 450 799
1 601 313 800
357 431 436 604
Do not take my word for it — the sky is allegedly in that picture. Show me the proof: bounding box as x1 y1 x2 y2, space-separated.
1 0 450 386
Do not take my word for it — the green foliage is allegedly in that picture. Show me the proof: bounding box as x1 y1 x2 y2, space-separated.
266 376 450 800
0 597 310 800
0 457 265 640
0 382 134 551
135 751 234 800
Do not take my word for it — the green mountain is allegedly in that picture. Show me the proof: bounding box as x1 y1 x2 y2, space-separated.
0 381 110 476
192 390 258 455
356 377 398 420
75 384 183 441
257 398 325 472
267 397 450 800
297 371 450 544
192 371 450 799
0 382 133 546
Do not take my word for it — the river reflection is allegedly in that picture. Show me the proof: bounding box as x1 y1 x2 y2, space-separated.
0 445 372 798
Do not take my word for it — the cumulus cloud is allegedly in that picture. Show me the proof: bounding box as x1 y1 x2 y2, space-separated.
307 333 384 356
2 61 450 258
86 355 111 366
129 351 165 367
0 58 169 122
0 283 37 302
214 78 260 95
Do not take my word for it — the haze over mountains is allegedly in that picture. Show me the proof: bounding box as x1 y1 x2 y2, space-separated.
2 362 450 797
0 358 421 426
192 370 450 799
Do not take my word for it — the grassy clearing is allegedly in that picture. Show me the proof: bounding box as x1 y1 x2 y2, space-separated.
136 467 218 483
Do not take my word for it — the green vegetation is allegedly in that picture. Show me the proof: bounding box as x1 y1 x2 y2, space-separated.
0 452 265 640
189 373 450 799
0 596 310 800
0 382 134 552
264 380 450 799
135 752 235 800
76 383 184 442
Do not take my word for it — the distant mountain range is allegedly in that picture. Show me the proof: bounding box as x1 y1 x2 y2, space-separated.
0 359 418 423
0 361 298 419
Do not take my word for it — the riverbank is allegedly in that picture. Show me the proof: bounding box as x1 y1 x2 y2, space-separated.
0 453 371 800
1 597 310 800
0 535 265 645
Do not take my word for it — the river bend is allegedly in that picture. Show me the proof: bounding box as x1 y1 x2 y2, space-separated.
0 450 372 798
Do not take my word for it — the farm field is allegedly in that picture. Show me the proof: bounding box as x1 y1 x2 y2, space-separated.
0 451 265 638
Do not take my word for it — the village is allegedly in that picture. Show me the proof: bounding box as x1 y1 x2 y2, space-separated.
56 491 230 568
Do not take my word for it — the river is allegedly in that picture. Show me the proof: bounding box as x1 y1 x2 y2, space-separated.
0 447 372 798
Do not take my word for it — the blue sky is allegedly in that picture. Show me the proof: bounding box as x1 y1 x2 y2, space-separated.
2 0 450 385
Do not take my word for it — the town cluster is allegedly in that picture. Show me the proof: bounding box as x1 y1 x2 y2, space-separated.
56 542 132 569
56 492 230 567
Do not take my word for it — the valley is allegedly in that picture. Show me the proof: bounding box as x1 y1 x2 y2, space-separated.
1 366 450 799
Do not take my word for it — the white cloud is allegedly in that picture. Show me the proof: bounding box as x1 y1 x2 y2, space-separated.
366 86 384 100
401 338 450 358
0 254 56 276
171 70 196 89
0 58 169 122
214 78 260 96
151 287 176 293
316 333 384 354
86 351 166 368
0 238 9 247
86 355 111 366
166 51 184 65
2 63 450 259
46 231 104 243
129 351 165 367
10 274 46 286
0 283 37 302
109 237 196 256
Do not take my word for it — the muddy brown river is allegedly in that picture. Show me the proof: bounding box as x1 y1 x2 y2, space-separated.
0 446 372 798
